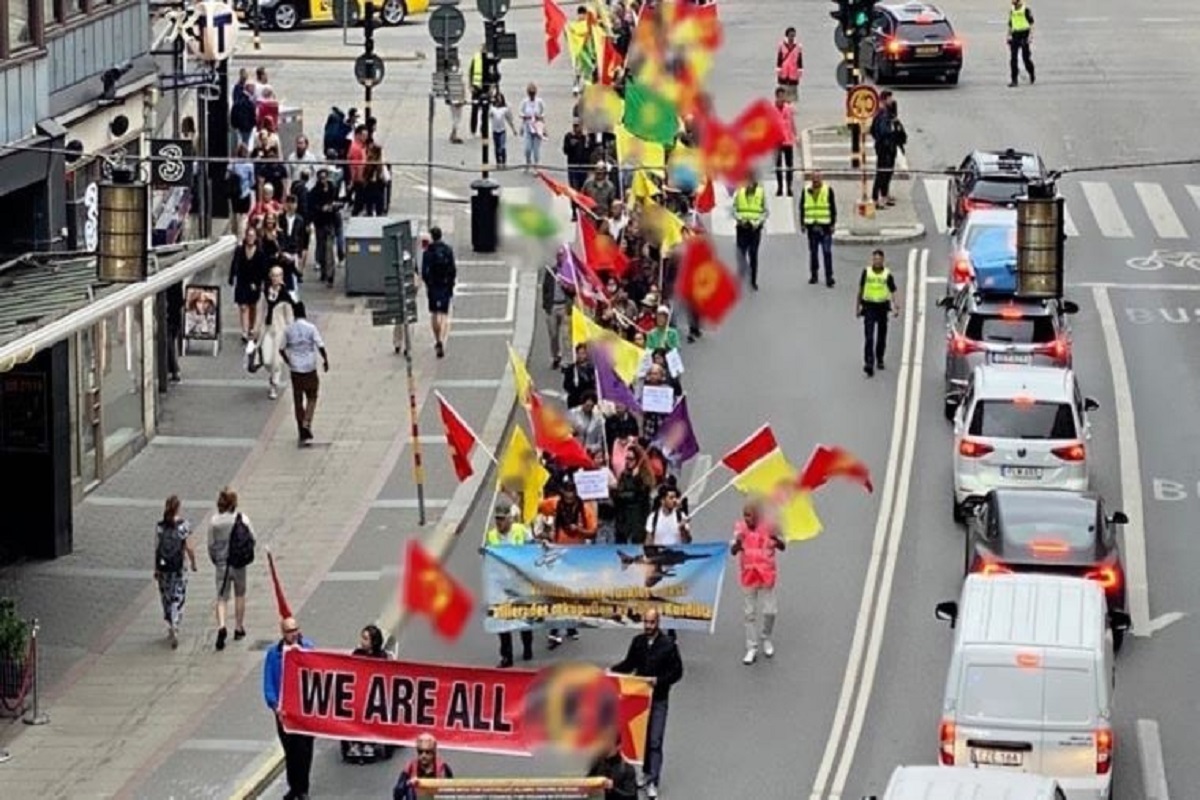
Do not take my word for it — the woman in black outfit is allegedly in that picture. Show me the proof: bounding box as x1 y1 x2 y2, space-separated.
229 227 268 341
341 624 396 764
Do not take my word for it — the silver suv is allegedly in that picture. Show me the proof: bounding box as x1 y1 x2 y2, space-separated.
952 365 1097 521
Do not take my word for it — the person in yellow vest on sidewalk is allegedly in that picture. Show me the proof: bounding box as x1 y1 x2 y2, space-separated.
733 174 768 291
469 44 488 138
485 500 534 667
799 171 838 287
855 249 901 378
1007 0 1035 87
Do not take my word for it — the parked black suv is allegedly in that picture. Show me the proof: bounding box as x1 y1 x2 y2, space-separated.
859 2 963 85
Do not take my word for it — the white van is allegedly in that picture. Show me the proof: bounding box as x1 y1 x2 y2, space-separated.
868 765 1066 799
933 574 1130 800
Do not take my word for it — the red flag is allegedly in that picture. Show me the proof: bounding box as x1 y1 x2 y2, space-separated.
600 36 623 85
435 391 478 482
678 237 739 325
530 392 595 469
267 549 293 620
673 1 722 49
403 540 473 640
799 445 875 493
542 0 568 63
695 178 716 213
721 424 779 473
733 99 788 161
698 114 751 184
537 169 597 211
578 213 631 277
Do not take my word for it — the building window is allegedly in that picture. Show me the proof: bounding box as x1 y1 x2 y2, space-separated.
7 0 33 49
99 304 144 457
43 0 55 25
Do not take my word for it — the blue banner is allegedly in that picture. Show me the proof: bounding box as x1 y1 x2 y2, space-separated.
481 543 729 633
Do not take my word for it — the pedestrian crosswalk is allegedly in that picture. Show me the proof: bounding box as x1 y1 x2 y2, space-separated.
920 177 1200 241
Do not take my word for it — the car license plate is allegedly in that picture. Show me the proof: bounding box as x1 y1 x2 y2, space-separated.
989 352 1032 365
916 45 941 56
971 748 1024 767
1002 466 1043 479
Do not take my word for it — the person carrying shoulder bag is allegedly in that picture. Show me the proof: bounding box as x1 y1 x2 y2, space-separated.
207 486 256 651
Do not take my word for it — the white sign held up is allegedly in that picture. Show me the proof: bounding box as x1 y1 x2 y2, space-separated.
641 384 675 415
572 468 610 501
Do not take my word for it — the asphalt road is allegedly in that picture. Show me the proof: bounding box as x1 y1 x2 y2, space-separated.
256 0 1200 797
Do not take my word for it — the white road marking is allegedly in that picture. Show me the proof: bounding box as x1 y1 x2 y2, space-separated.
83 496 210 509
432 379 502 388
926 275 1200 291
412 184 467 203
1186 185 1200 218
150 435 256 448
1135 183 1189 239
370 498 452 510
922 179 948 234
829 248 929 800
1137 719 1172 800
1093 285 1152 635
1081 181 1134 238
179 739 274 753
709 185 738 238
1062 205 1079 237
809 247 922 800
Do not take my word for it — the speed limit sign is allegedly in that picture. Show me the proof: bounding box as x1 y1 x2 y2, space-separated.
845 85 880 123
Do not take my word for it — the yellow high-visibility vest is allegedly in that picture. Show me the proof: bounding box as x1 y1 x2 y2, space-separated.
1010 5 1031 33
733 185 766 224
470 52 485 88
803 184 832 225
861 268 892 303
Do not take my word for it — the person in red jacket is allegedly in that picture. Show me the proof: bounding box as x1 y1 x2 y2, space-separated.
776 27 803 101
393 733 453 800
730 500 786 665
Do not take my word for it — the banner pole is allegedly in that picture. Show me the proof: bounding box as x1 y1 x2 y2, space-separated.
686 472 739 519
680 459 722 503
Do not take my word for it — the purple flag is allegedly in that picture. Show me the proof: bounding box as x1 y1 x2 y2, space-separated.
590 342 641 412
652 395 700 463
555 244 580 289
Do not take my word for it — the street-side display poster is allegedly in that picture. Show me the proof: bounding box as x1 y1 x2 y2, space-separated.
277 650 653 763
481 543 727 633
184 285 220 340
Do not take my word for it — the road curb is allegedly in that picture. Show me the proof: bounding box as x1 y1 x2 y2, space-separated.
800 125 913 182
834 224 927 245
232 266 537 800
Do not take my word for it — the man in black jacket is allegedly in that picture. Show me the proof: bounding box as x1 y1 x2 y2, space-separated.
421 226 457 358
587 732 638 800
278 195 308 296
309 169 341 286
869 91 896 207
563 119 591 221
611 607 683 799
561 343 596 408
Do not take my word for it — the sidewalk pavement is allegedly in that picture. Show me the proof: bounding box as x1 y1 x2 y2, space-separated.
800 125 926 246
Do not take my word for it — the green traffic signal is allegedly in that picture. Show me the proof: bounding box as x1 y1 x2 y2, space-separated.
853 10 868 26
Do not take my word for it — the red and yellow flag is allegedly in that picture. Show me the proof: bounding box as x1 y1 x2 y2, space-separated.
677 237 740 325
402 540 473 640
799 445 875 493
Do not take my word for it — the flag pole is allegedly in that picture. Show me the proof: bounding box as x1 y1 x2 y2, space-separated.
680 458 723 503
434 390 500 466
686 470 739 519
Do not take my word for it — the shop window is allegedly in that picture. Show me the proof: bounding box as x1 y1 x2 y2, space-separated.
6 0 34 50
99 304 143 457
43 0 54 25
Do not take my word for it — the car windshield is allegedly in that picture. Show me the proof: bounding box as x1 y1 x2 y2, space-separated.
898 21 953 40
966 313 1057 344
965 224 1016 251
969 400 1077 439
971 179 1028 204
961 664 1097 725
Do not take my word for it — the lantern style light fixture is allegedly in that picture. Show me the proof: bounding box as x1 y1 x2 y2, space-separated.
96 165 148 283
1015 182 1065 299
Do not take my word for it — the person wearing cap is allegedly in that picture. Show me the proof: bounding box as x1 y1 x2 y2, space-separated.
485 501 534 667
645 306 681 352
583 162 617 216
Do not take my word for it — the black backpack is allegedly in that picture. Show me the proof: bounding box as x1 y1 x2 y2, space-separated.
226 513 256 568
155 522 185 574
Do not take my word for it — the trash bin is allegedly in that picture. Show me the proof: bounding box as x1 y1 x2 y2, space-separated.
470 179 500 254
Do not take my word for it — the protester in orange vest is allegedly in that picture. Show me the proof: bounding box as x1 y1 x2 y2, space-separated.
539 479 597 650
730 500 786 665
776 27 803 98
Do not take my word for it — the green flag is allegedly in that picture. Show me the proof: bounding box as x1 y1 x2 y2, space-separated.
504 202 559 239
622 80 678 146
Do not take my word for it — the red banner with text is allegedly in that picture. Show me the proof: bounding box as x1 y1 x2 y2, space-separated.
278 650 654 763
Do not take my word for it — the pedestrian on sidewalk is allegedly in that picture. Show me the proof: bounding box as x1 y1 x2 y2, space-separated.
310 168 342 287
773 88 797 197
343 624 395 763
207 487 254 651
856 248 901 378
799 170 838 287
229 226 266 341
730 500 785 665
486 501 534 667
490 90 517 168
870 91 898 207
393 733 454 800
610 607 683 799
264 616 315 800
227 144 256 240
280 302 329 446
542 252 571 368
519 83 547 171
256 266 296 400
421 226 457 359
154 495 197 650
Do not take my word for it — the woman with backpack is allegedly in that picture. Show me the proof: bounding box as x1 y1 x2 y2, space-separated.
207 487 255 651
155 495 197 650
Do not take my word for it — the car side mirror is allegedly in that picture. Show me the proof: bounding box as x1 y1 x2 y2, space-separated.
935 600 959 627
1061 300 1080 315
1109 610 1132 634
1109 511 1129 525
1084 397 1100 412
936 296 954 309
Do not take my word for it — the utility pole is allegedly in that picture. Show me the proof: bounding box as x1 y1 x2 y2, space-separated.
363 0 377 134
470 0 516 253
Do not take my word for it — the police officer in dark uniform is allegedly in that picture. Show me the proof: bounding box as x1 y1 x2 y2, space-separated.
856 249 901 378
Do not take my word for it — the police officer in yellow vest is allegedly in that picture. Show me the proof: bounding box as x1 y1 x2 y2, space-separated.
855 249 901 378
469 44 488 137
1007 0 1035 87
485 500 533 667
799 170 838 287
733 173 768 290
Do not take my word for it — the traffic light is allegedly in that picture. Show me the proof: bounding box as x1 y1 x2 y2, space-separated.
830 0 849 29
847 0 875 37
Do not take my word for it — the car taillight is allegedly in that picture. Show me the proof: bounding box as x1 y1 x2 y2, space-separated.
886 38 903 55
939 719 956 765
958 439 994 458
962 198 991 212
945 38 963 50
1035 337 1071 363
1085 565 1121 590
950 334 983 356
980 560 1013 576
1052 443 1086 462
951 256 973 285
1095 727 1113 775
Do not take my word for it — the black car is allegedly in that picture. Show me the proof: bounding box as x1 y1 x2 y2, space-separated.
946 148 1050 232
858 2 963 85
964 489 1129 647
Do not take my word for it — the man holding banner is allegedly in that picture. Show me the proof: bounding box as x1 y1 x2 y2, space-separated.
392 733 454 800
264 616 315 800
485 501 534 668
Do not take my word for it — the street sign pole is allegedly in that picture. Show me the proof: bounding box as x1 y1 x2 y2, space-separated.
398 253 428 527
427 91 436 233
364 1 376 133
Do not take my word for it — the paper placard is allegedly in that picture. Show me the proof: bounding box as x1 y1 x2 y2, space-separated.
666 348 685 378
641 384 675 414
573 468 610 501
636 349 653 379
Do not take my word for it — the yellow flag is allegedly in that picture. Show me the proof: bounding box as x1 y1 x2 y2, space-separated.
645 201 686 252
614 124 666 173
567 19 591 66
571 306 644 384
631 169 660 202
496 426 548 523
570 305 593 350
733 450 796 496
582 84 624 132
507 343 534 405
779 491 824 542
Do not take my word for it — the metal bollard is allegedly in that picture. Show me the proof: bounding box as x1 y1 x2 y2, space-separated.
23 619 48 726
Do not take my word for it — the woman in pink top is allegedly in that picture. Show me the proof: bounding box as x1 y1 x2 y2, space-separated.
772 87 798 197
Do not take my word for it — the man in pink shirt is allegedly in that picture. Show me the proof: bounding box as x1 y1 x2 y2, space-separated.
772 88 797 197
730 500 787 665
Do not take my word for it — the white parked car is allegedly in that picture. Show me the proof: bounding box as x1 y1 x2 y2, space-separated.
952 365 1097 521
